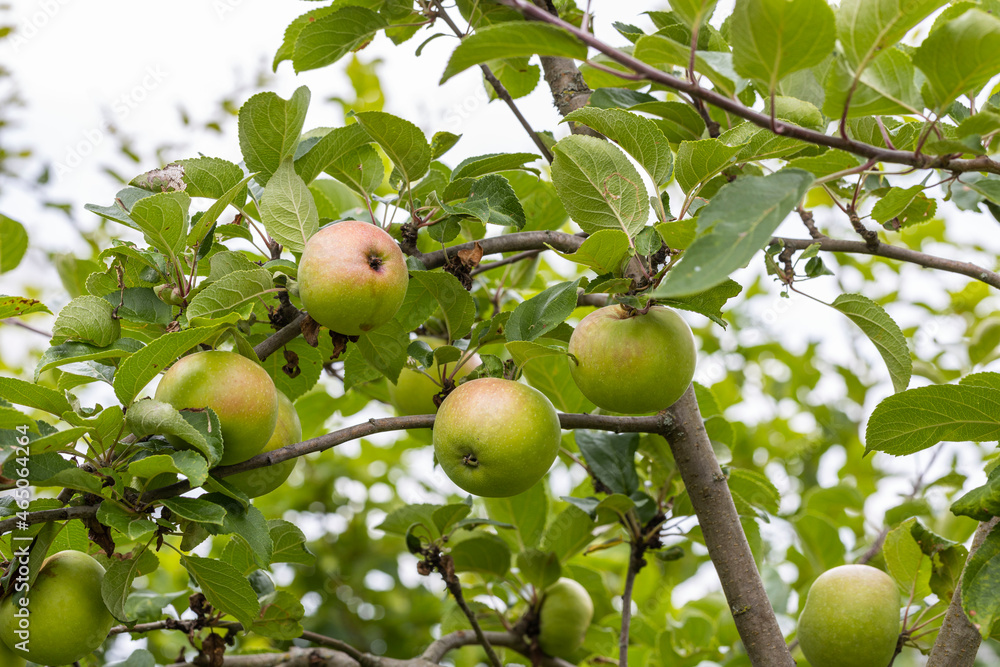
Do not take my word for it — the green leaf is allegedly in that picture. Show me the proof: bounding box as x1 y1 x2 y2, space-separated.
540 505 596 562
831 294 911 393
837 0 948 70
204 494 274 568
260 158 319 254
34 338 143 382
186 267 274 322
728 469 780 515
440 22 587 82
551 229 631 274
324 144 385 197
451 153 540 180
0 214 28 274
674 139 742 193
952 471 1000 521
450 533 511 577
254 590 305 640
785 150 861 178
0 295 50 320
102 547 158 622
485 482 548 551
176 157 246 200
670 0 719 30
575 430 640 496
113 327 225 405
884 518 932 601
653 279 743 328
551 135 649 237
269 519 316 566
238 86 310 186
563 108 674 187
52 295 120 347
823 48 922 118
180 555 260 629
295 124 372 185
633 35 740 97
126 400 225 466
356 320 409 384
433 503 472 535
656 170 814 298
730 0 836 90
161 497 227 524
431 131 462 159
865 381 1000 455
128 191 190 258
292 6 387 73
0 377 72 416
450 174 526 229
517 549 561 589
913 10 1000 110
400 271 476 341
354 111 431 185
506 279 582 343
962 525 1000 638
128 450 209 489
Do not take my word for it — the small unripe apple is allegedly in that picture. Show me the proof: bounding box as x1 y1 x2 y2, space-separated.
387 337 481 415
537 578 594 659
225 389 302 497
568 305 696 413
154 283 184 306
433 378 561 497
0 550 115 665
797 564 900 667
154 350 278 466
298 220 408 336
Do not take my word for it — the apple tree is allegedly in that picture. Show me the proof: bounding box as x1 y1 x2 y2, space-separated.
2 0 1000 666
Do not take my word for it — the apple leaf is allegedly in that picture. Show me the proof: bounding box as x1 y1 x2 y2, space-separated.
113 327 226 405
451 153 540 181
450 533 511 577
0 214 27 274
269 520 316 566
653 279 742 328
730 0 836 91
540 505 597 562
832 293 911 393
913 10 1000 110
450 174 527 229
657 169 814 298
354 111 431 185
323 144 385 199
962 524 1000 638
0 376 73 417
127 191 191 258
485 482 548 551
575 430 640 496
238 86 310 186
253 590 305 640
506 279 583 343
399 271 476 342
204 494 274 569
551 135 649 237
260 158 319 254
125 400 224 466
294 124 372 185
865 376 1000 455
0 295 50 320
102 547 159 622
128 451 209 489
291 6 387 73
35 338 143 382
185 267 274 322
52 295 120 348
180 555 260 629
160 497 227 525
517 549 561 589
563 108 674 188
356 320 409 384
674 139 742 193
440 22 586 83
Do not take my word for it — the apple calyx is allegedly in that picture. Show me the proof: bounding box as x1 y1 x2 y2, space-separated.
462 453 480 468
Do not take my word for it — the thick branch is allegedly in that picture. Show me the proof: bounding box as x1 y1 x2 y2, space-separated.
662 386 794 666
0 504 98 535
927 518 999 667
422 630 575 667
498 0 1000 176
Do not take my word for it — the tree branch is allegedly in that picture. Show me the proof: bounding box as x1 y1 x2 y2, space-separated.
661 386 794 666
497 0 1000 176
439 557 504 667
431 0 554 162
619 540 644 667
254 312 309 362
927 518 999 667
419 231 584 269
0 503 98 534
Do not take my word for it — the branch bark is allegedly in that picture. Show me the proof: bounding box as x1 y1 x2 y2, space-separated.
498 0 1000 176
927 518 999 667
254 312 309 362
661 386 795 666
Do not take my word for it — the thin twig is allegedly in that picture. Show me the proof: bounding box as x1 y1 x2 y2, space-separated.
1 319 52 338
440 556 504 667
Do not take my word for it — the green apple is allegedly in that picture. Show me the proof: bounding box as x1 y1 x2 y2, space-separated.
797 564 900 667
0 550 115 665
298 220 409 336
154 350 278 466
568 305 696 413
537 578 594 659
225 389 302 497
433 378 561 497
0 640 24 667
387 337 481 415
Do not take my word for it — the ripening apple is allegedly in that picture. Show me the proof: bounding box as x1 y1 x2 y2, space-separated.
387 337 481 415
537 578 594 659
797 564 901 667
433 378 561 497
154 350 278 466
0 640 24 667
224 389 302 497
568 305 696 413
298 220 409 336
0 550 115 665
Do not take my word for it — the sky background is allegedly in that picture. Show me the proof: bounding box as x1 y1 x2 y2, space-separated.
2 2 1000 659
